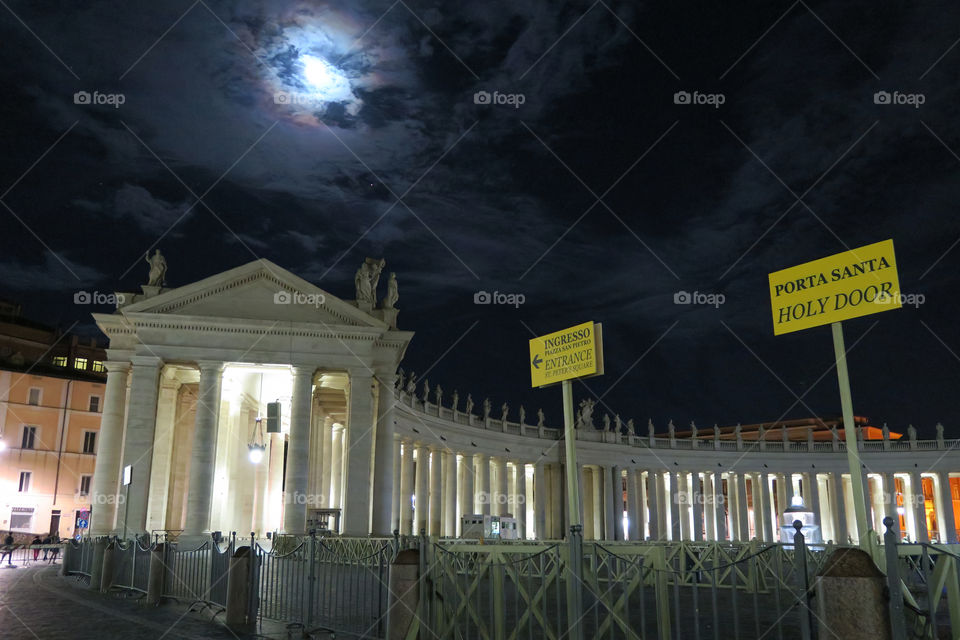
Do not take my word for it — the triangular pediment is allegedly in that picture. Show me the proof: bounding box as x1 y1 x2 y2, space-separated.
117 260 386 328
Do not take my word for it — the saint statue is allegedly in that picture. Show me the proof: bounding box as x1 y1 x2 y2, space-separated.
355 261 373 304
384 272 399 309
405 372 417 394
482 398 491 419
713 424 720 441
882 423 890 441
500 402 509 421
576 399 595 429
648 419 655 439
937 422 945 442
422 379 430 401
614 415 622 433
366 258 386 296
435 385 443 405
668 420 676 440
908 424 917 441
537 408 545 427
145 249 167 287
519 406 526 425
465 394 474 415
690 421 697 440
451 390 459 411
603 414 611 431
627 418 636 435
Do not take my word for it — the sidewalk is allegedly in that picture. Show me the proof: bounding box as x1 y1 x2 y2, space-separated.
0 564 298 639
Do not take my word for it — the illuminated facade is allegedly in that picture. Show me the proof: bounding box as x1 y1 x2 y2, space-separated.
85 260 960 544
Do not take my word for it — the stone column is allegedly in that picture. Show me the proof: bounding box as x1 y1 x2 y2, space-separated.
391 437 402 532
283 366 314 534
329 424 345 512
883 472 898 523
910 471 929 543
414 444 429 534
669 471 682 541
704 474 716 540
691 472 704 541
582 467 595 539
831 473 848 544
713 472 727 541
512 462 525 539
804 472 822 536
759 473 773 542
342 371 375 536
398 441 414 534
371 375 397 535
533 462 546 539
429 448 443 536
90 361 130 536
145 372 180 532
443 451 457 537
477 454 490 515
493 457 508 517
937 473 958 544
182 361 223 539
319 416 333 509
591 467 602 540
462 454 476 516
735 472 750 541
678 473 691 540
648 471 662 541
625 468 640 541
602 466 617 540
120 356 164 537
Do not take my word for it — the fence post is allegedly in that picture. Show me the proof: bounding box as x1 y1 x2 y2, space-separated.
883 517 907 640
654 544 672 640
793 521 812 640
418 530 429 639
566 525 585 640
307 531 316 630
246 533 259 627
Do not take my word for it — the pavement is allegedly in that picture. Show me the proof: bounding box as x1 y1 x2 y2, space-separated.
0 562 334 640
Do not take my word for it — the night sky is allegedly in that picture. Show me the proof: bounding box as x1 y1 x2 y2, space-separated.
2 1 960 436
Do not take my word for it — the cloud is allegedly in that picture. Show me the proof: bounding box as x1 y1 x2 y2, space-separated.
0 251 103 292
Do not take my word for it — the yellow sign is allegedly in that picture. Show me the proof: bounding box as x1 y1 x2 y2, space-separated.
529 321 604 387
769 239 902 335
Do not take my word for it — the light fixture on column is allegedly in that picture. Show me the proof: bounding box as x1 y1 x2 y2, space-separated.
248 372 267 464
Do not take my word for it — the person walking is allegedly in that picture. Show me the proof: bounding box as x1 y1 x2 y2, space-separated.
31 535 41 561
48 534 60 563
41 534 51 561
1 532 15 567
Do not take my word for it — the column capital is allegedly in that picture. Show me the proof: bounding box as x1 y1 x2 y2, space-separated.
130 355 164 368
290 365 316 378
195 360 224 373
347 367 375 380
103 360 131 373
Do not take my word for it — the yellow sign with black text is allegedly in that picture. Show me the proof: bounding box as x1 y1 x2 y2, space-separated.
529 321 604 387
768 239 902 335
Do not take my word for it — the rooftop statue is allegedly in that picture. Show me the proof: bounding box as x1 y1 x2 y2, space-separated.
145 249 167 287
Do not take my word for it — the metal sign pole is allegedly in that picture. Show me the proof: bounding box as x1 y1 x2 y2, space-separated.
831 321 870 544
562 379 581 527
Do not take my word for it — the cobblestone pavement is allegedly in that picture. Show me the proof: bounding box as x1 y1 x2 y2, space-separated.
0 563 331 640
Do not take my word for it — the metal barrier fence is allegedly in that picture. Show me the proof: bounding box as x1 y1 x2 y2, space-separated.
111 538 153 594
255 534 398 637
0 544 63 568
161 536 235 608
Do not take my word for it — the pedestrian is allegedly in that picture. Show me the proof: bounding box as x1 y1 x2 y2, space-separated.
47 534 59 563
1 532 14 566
31 535 41 561
41 534 52 561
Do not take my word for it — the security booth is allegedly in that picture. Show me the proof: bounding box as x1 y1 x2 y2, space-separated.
307 508 342 533
780 495 821 543
460 514 519 541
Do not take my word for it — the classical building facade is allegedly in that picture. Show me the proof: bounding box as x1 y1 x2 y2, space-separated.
88 258 960 544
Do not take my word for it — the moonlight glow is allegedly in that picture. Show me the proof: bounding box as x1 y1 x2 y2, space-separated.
300 54 352 101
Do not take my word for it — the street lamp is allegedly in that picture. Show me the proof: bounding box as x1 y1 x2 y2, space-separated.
248 442 266 464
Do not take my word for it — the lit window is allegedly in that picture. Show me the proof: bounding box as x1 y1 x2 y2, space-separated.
88 396 101 413
91 361 105 373
74 357 88 370
52 356 67 367
27 388 40 406
21 425 36 449
18 471 31 492
10 507 33 530
82 431 96 454
79 475 92 496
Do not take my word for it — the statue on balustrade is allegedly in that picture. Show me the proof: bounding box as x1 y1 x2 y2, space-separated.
690 421 697 440
435 385 443 406
576 399 595 429
405 372 417 395
501 402 509 421
354 261 373 304
713 424 720 441
668 420 675 440
451 390 459 412
937 422 945 444
422 379 431 402
384 272 399 309
396 368 405 389
482 398 491 419
782 425 790 445
537 408 545 427
145 249 167 287
614 415 622 433
627 418 636 435
603 414 611 431
466 394 474 415
734 423 742 448
908 424 917 442
519 406 526 425
647 420 655 439
758 425 765 443
367 257 386 296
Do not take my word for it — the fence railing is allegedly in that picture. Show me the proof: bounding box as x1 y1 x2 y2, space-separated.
111 538 153 594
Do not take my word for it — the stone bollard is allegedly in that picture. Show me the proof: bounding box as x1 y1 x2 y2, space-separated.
386 549 420 640
815 547 890 639
59 542 72 577
225 546 253 630
99 540 117 593
89 538 107 590
145 543 166 605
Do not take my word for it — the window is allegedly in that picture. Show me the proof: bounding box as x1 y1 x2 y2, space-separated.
10 507 33 531
91 360 105 373
18 471 31 492
27 388 40 406
82 431 96 454
52 356 67 367
79 475 92 496
74 357 88 370
88 396 101 412
21 425 36 449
